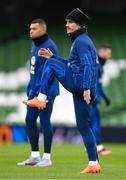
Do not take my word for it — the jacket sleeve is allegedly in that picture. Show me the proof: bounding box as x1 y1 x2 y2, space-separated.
48 44 68 65
26 80 31 97
98 82 108 99
98 82 110 105
76 39 95 90
52 54 68 65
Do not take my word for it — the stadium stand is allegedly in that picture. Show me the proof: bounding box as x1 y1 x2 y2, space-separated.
0 19 126 128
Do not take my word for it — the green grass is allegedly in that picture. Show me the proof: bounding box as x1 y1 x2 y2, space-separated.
0 144 125 179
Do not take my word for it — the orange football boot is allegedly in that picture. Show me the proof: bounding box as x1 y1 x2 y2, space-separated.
81 163 101 174
22 97 47 109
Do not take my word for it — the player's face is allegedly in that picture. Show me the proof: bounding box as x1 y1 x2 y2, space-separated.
66 20 81 34
30 23 45 38
104 49 112 60
98 48 112 60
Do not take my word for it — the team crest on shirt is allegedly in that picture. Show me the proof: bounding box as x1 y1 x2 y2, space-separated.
31 56 36 65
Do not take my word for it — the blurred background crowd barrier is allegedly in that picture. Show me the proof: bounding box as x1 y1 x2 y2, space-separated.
0 0 126 143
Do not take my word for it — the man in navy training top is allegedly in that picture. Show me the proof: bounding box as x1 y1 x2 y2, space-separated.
17 18 59 167
90 44 112 155
24 8 101 173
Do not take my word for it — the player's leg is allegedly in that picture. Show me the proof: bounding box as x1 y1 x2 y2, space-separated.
25 59 75 108
73 95 101 173
17 106 41 166
25 106 39 151
90 101 112 155
40 59 75 95
35 102 54 167
90 101 101 146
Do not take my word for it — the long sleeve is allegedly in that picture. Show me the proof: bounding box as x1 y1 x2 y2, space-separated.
76 39 97 90
52 54 68 65
26 80 31 97
98 82 108 99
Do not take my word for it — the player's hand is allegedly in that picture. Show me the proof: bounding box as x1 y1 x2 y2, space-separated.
104 97 111 106
38 48 53 59
83 90 91 104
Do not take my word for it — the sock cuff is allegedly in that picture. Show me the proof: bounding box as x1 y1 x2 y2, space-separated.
97 144 104 151
31 151 40 158
88 160 98 166
38 93 47 101
43 153 51 160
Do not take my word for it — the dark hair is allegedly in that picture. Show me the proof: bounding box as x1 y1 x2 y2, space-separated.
98 44 111 50
31 18 46 26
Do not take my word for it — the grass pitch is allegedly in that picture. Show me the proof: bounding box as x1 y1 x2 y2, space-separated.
0 143 125 179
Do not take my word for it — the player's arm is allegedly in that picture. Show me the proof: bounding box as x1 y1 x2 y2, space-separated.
82 56 92 104
76 40 94 104
26 80 31 97
98 82 111 106
39 48 68 65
